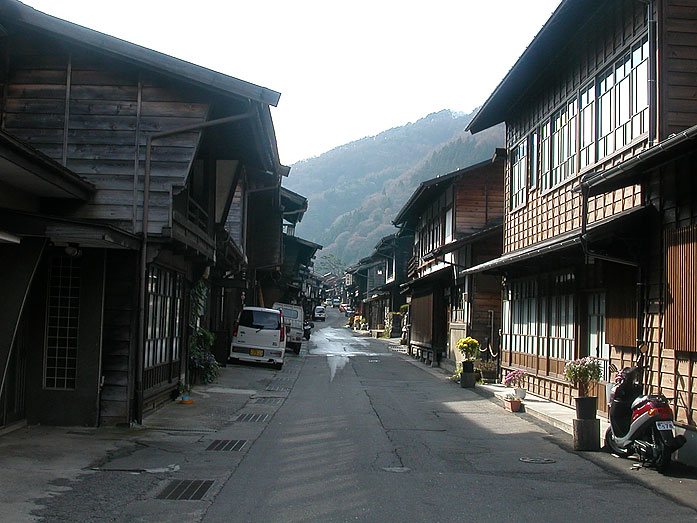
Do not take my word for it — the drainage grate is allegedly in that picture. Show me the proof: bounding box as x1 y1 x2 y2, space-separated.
235 413 269 423
265 385 289 392
206 440 247 452
253 397 283 406
157 479 214 500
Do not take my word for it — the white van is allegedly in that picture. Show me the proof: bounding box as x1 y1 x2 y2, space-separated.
230 307 285 369
313 305 326 321
272 302 304 353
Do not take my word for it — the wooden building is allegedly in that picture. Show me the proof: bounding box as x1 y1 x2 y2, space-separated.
466 0 697 454
0 1 287 428
393 151 505 367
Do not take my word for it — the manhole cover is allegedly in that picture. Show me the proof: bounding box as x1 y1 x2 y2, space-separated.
519 457 556 464
157 479 214 500
235 413 269 423
206 440 247 451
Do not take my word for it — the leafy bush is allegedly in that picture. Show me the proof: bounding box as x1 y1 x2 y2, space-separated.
189 325 220 384
564 357 602 397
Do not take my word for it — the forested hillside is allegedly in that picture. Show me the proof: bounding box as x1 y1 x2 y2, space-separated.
283 110 504 271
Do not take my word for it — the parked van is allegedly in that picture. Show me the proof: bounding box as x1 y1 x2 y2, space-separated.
313 305 326 321
272 302 304 353
230 307 285 369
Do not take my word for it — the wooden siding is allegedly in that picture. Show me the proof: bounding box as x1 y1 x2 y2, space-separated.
453 162 504 235
100 249 138 425
666 225 697 352
606 263 638 347
410 291 433 349
1 32 209 235
661 0 697 138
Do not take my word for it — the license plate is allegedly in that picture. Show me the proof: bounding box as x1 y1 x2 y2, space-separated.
656 421 674 431
249 349 264 357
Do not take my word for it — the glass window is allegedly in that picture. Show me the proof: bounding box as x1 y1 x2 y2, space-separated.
597 36 649 160
510 139 527 209
239 309 281 330
579 84 596 169
444 207 453 241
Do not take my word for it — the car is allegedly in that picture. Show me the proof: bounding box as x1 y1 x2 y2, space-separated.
344 307 355 317
273 302 304 354
332 298 340 307
230 307 285 369
313 305 326 321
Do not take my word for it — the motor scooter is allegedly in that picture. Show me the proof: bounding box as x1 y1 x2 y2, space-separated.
303 320 313 340
605 350 686 472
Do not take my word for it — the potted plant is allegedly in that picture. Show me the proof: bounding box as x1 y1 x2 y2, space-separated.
502 392 522 412
178 382 193 404
563 356 603 419
503 369 528 399
456 337 480 388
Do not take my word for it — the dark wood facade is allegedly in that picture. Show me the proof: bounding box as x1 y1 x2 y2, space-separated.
394 152 505 366
467 0 697 438
0 1 287 428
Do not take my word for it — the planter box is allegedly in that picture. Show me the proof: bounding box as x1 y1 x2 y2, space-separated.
504 399 522 412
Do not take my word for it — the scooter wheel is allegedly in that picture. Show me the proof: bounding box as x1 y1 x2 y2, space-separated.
604 426 632 458
653 427 672 473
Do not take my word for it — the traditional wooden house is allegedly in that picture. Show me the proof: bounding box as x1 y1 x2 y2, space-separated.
465 0 697 444
276 187 322 310
361 233 413 336
0 1 286 428
393 151 505 367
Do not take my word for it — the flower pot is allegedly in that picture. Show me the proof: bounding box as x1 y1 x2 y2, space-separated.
514 388 526 400
504 399 522 412
462 360 475 373
574 396 598 420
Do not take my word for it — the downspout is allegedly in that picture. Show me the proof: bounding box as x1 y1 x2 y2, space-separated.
647 0 658 146
136 109 254 424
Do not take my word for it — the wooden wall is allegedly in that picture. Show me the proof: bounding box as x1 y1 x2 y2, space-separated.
1 31 209 235
640 153 697 427
660 0 697 138
100 249 138 425
453 162 504 235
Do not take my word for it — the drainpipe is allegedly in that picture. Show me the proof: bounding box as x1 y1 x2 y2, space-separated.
135 109 254 424
646 0 657 146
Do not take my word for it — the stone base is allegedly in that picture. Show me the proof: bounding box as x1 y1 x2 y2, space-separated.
573 418 600 451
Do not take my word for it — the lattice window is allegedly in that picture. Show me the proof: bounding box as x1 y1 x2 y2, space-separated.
44 255 80 390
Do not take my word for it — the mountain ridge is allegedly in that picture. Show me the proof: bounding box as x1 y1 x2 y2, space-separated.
283 109 505 271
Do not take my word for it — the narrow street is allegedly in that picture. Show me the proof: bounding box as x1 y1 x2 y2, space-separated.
4 307 693 522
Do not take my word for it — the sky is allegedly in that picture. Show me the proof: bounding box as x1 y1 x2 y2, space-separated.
21 0 561 165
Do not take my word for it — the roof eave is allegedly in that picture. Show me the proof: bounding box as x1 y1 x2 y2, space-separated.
2 0 281 107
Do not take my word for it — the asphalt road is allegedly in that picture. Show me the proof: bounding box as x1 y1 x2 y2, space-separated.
203 308 697 522
15 307 696 522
